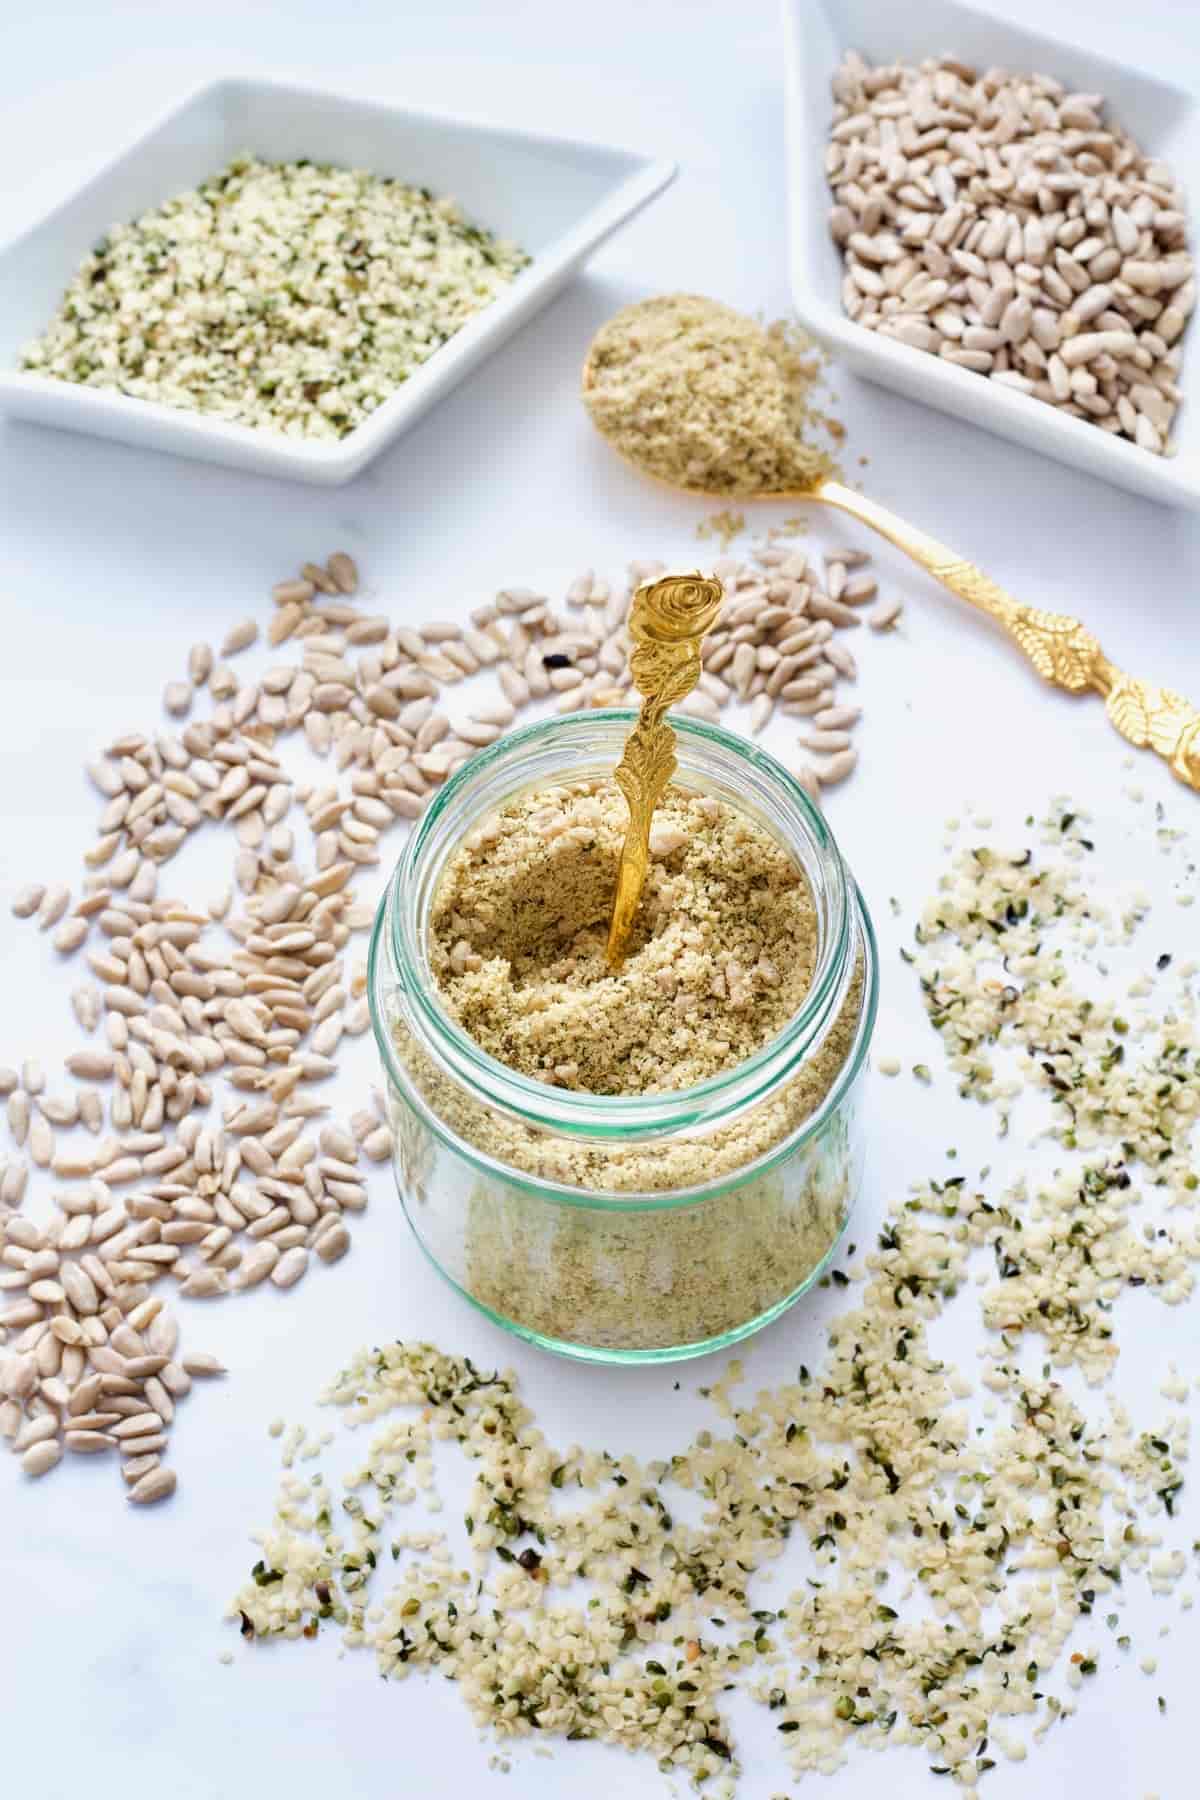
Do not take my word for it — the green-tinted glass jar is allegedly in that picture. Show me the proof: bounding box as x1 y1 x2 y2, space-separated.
369 711 877 1362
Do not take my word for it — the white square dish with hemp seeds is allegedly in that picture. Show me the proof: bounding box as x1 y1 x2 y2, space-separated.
19 156 530 440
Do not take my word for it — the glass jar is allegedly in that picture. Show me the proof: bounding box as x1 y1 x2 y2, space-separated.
368 711 877 1363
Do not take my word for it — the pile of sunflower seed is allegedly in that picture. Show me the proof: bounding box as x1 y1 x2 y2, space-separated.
826 52 1193 452
641 543 898 798
0 537 898 1505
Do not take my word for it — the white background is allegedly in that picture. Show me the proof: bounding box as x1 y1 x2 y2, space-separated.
2 3 1199 1797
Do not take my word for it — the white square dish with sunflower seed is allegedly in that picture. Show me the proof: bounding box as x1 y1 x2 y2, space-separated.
784 0 1200 509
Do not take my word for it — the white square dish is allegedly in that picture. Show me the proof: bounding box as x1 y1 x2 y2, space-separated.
783 0 1200 510
0 78 675 485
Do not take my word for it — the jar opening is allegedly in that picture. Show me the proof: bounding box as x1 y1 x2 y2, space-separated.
379 712 856 1145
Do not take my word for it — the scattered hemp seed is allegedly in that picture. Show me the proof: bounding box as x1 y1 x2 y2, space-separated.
227 797 1200 1786
876 1054 901 1077
696 510 746 547
228 1194 1194 1791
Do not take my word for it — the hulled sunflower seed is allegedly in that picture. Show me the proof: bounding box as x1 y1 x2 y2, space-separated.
807 593 861 628
21 1440 63 1478
53 917 89 954
182 1352 226 1378
869 597 904 631
64 1430 116 1454
11 885 45 919
222 619 259 656
301 561 338 595
233 1242 280 1290
315 1222 352 1264
814 704 861 730
0 1162 27 1205
121 1452 161 1485
273 578 315 607
158 1363 191 1399
270 1246 309 1288
37 886 70 929
815 747 858 786
326 552 358 595
7 1092 29 1146
128 1466 177 1504
361 1126 393 1163
799 729 853 753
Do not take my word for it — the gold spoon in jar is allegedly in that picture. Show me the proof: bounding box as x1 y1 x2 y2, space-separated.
583 295 1200 795
606 572 724 968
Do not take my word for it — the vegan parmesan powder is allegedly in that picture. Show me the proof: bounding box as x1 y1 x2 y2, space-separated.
21 157 529 438
583 295 837 499
429 781 819 1095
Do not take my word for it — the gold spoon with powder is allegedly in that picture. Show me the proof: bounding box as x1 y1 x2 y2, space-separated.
583 295 1200 793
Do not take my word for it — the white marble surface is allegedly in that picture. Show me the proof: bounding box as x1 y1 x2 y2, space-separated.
1 2 1199 1796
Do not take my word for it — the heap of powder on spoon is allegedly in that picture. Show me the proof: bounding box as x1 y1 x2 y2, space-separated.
582 294 838 498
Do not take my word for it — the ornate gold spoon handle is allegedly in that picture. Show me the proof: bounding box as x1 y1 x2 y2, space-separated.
815 479 1200 792
607 573 725 969
582 308 1200 794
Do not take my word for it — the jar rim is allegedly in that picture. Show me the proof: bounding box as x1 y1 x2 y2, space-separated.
371 711 864 1145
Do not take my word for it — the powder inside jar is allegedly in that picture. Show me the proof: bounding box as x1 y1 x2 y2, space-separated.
429 780 819 1094
582 293 835 499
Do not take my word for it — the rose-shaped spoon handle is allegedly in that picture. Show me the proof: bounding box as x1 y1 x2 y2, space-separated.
606 573 725 970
